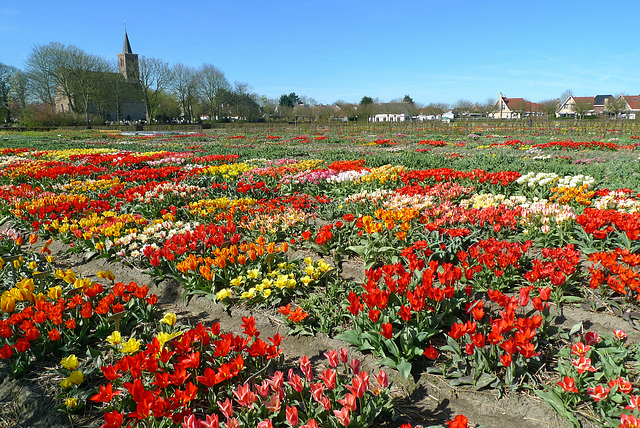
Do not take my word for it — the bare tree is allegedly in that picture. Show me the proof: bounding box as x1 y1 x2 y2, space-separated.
259 95 278 121
41 43 83 112
479 97 496 117
335 101 358 121
606 96 629 119
539 99 559 119
313 104 335 122
25 43 62 106
560 89 573 104
139 56 173 122
26 43 111 127
406 101 423 119
171 64 198 123
94 71 136 123
453 99 474 117
228 82 261 121
423 102 448 117
293 104 312 122
572 100 592 119
196 64 231 121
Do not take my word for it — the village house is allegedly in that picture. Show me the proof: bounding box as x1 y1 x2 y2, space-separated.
556 96 594 117
489 93 543 119
556 95 614 117
593 95 614 115
368 102 413 122
613 95 640 119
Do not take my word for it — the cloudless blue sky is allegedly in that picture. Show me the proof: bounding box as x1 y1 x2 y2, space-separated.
3 1 640 105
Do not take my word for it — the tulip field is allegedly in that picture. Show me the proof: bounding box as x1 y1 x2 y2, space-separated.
2 126 640 428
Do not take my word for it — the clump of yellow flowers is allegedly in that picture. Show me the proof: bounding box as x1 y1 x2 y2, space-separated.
59 355 84 389
215 257 332 304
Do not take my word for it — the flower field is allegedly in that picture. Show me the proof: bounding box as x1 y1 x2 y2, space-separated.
2 126 640 427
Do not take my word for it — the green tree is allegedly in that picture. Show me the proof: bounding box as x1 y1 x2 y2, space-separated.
154 90 181 123
360 96 373 105
358 96 376 121
0 63 18 123
279 92 300 108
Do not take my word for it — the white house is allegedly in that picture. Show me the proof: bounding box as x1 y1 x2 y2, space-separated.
369 113 410 122
556 96 595 117
415 114 438 121
490 93 543 119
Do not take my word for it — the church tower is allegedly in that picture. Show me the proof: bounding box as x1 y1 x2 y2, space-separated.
117 30 139 82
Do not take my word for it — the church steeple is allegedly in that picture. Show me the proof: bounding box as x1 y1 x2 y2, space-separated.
117 30 139 82
123 30 133 54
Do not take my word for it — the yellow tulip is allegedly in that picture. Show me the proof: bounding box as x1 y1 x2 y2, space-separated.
64 397 78 409
106 331 122 346
0 293 16 313
216 288 232 301
120 337 141 354
60 355 79 371
60 371 84 388
47 286 62 300
160 312 177 326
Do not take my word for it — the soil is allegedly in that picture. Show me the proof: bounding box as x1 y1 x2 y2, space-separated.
2 240 633 428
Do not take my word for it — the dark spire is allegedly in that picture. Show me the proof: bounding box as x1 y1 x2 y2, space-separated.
123 30 133 54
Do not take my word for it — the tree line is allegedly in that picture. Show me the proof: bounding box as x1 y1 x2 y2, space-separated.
0 40 500 127
0 42 268 127
2 41 629 127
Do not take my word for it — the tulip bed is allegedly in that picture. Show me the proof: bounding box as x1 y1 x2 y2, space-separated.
2 127 640 427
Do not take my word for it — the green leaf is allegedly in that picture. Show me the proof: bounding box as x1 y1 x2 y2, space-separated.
358 341 376 352
449 376 473 386
397 360 412 379
376 246 396 254
336 330 361 346
446 335 461 356
425 366 442 374
610 393 624 404
416 328 440 342
534 389 580 427
378 357 397 369
560 295 584 303
475 373 497 390
346 245 368 257
568 322 583 336
383 339 400 358
359 332 378 343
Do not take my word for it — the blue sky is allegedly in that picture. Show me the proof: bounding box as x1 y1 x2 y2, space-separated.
3 1 640 105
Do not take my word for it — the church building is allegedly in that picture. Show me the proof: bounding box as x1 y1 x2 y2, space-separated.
56 31 146 123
